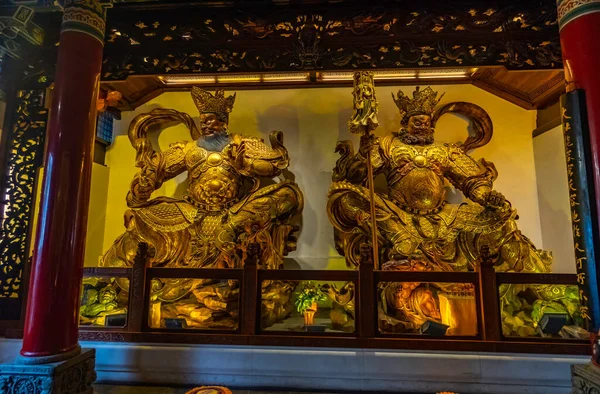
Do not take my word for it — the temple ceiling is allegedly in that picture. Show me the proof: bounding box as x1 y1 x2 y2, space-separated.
98 0 564 110
2 0 564 109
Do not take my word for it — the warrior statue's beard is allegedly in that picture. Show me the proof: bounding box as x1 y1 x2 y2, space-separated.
197 130 230 152
398 129 434 145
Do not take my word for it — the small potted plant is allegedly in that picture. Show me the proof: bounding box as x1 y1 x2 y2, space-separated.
295 281 327 329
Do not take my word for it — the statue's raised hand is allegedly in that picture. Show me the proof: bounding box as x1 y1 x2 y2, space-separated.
485 190 511 211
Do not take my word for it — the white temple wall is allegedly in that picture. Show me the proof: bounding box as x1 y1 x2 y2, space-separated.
88 84 545 270
533 125 576 273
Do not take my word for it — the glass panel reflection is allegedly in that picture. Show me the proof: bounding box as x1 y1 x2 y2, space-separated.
261 280 355 333
149 278 239 330
378 281 477 336
499 283 587 339
79 277 129 327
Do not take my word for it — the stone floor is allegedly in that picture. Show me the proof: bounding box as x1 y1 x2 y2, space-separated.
92 386 445 394
93 386 343 394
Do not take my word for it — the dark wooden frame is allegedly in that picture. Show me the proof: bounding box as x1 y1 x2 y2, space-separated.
58 247 590 356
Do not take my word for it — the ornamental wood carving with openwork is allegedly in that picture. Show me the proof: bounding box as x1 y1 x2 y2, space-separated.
102 1 562 80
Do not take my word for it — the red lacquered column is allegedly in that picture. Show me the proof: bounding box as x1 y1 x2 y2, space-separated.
558 1 600 214
20 0 106 361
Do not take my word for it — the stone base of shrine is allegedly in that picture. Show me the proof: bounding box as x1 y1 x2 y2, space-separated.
0 339 589 393
0 347 96 394
572 363 600 393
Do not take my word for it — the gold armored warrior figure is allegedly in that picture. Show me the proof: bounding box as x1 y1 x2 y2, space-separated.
327 72 581 336
80 282 127 326
100 88 303 329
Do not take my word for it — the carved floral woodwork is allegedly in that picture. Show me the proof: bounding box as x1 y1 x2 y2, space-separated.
0 90 47 300
102 1 562 80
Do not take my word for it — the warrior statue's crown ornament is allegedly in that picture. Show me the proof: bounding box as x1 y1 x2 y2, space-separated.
191 87 236 117
392 86 444 124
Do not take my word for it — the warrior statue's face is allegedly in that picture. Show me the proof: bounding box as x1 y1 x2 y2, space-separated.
400 114 434 145
407 114 432 136
199 112 228 135
99 287 117 304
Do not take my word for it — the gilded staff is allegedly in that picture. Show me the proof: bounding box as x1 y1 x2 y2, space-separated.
348 71 380 269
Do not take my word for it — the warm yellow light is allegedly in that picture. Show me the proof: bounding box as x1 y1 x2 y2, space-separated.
158 76 216 85
160 73 309 85
416 68 477 79
216 75 261 83
262 73 310 82
374 70 417 80
319 70 419 81
318 72 354 81
159 68 478 86
417 74 467 79
319 69 476 82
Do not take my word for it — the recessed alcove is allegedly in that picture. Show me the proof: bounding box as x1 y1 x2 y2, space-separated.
85 80 573 273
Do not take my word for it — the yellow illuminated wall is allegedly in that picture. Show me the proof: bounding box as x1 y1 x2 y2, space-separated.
89 85 543 269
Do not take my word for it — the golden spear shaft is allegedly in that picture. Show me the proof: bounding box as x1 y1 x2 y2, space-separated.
365 139 380 270
348 71 380 270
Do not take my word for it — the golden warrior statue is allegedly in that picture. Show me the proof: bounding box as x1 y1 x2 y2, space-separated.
328 82 549 273
100 88 303 329
327 72 580 336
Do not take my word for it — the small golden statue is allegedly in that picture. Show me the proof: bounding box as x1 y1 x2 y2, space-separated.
79 280 128 326
327 72 580 335
101 88 303 329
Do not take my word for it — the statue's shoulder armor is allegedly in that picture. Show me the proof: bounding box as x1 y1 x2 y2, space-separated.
169 141 189 150
386 134 413 161
427 142 452 159
442 142 482 172
444 141 463 151
379 133 395 149
161 141 190 168
443 142 468 161
182 140 208 168
238 134 283 159
230 133 245 145
384 134 402 149
238 134 265 146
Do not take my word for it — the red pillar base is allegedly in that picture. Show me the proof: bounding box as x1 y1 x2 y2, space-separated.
15 344 81 365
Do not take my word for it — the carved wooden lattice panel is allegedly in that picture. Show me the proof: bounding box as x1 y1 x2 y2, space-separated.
103 1 562 80
0 89 47 299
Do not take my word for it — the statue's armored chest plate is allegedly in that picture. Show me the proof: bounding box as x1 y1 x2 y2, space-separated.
387 140 449 212
184 143 236 173
389 140 448 169
184 143 241 210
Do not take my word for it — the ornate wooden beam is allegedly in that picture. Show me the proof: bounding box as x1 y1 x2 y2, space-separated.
0 5 44 60
102 0 562 80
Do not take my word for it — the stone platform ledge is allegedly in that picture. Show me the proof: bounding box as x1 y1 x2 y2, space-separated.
0 347 96 394
572 362 600 394
0 339 589 394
